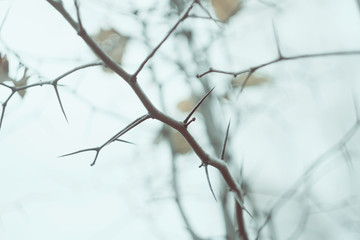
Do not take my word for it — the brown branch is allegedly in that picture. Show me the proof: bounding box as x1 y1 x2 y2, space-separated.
47 0 248 217
197 50 360 78
184 86 215 125
132 1 197 79
60 114 150 166
46 0 131 81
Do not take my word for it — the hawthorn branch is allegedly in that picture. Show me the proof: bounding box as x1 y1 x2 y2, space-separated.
47 0 248 213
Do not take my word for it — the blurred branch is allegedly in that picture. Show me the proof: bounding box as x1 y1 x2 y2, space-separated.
155 66 205 240
0 1 12 35
255 105 360 239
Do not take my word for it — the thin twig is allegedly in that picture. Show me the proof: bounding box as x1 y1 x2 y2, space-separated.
59 114 150 166
255 117 360 238
0 1 12 34
46 0 131 81
132 0 196 79
197 50 360 78
53 84 68 122
272 18 282 58
184 86 215 124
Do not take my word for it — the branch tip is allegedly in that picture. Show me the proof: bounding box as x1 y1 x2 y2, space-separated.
184 86 215 124
204 164 217 201
53 84 68 123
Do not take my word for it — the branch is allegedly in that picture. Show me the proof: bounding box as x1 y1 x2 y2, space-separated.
0 90 15 130
272 18 282 58
0 61 102 127
197 50 360 78
47 0 248 216
183 86 215 125
60 114 150 166
46 0 131 81
0 1 12 35
255 114 360 238
132 0 197 79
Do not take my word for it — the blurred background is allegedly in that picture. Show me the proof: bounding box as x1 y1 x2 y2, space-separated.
0 0 360 239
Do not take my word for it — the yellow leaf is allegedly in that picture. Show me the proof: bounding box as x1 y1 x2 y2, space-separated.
212 0 242 22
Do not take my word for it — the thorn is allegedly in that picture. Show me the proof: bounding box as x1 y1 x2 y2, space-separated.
204 164 217 201
272 19 282 59
185 117 196 127
184 86 215 124
115 139 136 145
240 70 254 93
53 84 68 123
90 151 100 166
220 120 231 160
0 107 5 130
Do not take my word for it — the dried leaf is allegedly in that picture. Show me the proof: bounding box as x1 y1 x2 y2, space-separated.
0 54 10 83
231 73 269 88
212 0 242 22
92 28 129 72
177 96 196 112
13 68 30 98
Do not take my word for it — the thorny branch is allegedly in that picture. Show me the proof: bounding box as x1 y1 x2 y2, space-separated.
60 114 150 166
1 0 358 239
0 61 102 129
197 51 360 78
46 0 248 215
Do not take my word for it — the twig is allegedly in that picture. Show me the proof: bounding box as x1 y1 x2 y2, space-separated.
46 0 131 81
132 0 197 79
197 50 360 78
272 19 282 58
60 114 150 166
184 86 215 125
0 1 12 34
48 0 248 219
0 90 15 130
